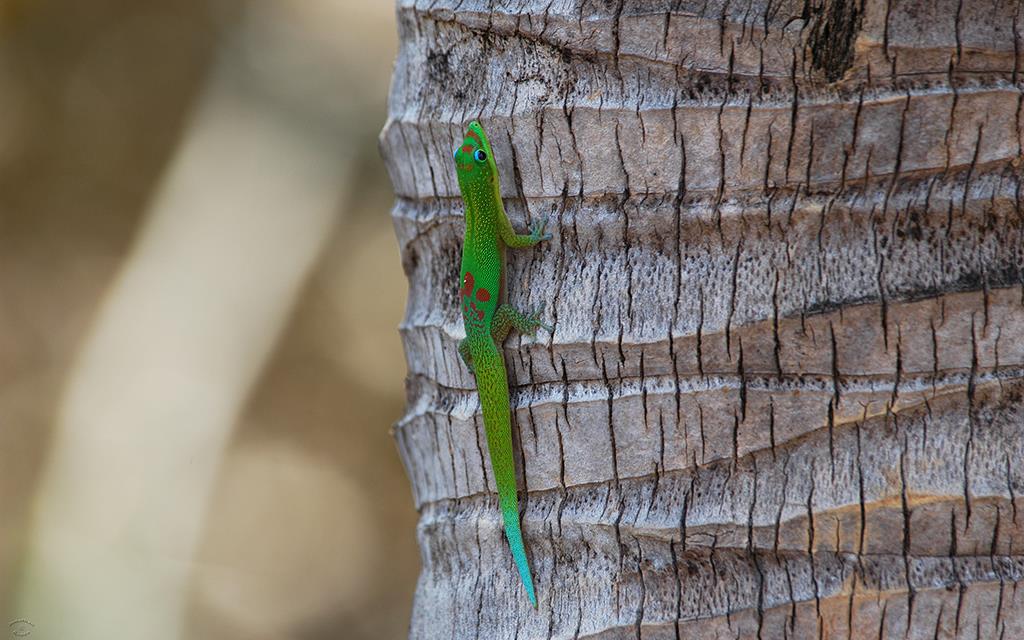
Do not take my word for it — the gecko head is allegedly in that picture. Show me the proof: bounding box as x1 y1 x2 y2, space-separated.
452 120 497 183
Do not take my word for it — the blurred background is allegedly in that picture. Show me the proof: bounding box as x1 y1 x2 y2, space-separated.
0 1 417 639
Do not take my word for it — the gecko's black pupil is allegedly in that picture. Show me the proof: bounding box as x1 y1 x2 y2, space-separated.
474 149 487 162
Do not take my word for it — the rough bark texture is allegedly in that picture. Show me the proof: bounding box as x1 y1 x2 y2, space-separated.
381 0 1024 637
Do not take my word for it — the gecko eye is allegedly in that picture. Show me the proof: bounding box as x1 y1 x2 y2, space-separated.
473 149 487 162
453 148 459 161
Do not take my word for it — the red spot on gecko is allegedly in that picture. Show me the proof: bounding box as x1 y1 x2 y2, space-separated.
475 287 490 302
461 272 474 297
466 130 482 145
461 145 473 154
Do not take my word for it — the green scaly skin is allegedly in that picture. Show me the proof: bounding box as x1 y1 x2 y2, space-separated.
453 121 552 607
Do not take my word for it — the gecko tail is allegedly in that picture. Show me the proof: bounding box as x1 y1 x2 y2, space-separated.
501 499 537 606
472 340 538 606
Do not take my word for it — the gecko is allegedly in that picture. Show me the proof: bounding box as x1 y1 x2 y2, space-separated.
452 120 552 606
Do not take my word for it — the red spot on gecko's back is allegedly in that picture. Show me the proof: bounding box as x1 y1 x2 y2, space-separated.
475 287 490 302
461 272 474 297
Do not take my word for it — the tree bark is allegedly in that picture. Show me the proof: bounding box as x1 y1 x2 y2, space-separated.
381 0 1024 637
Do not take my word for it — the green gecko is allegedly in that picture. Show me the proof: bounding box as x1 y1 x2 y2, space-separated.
452 121 552 607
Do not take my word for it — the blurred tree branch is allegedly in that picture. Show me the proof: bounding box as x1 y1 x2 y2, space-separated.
11 6 353 638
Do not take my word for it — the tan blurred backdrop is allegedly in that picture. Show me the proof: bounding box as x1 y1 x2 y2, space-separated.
0 1 417 639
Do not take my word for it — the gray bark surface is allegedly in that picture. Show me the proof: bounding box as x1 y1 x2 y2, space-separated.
381 0 1024 637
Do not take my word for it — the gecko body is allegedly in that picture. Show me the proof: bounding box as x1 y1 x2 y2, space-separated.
453 121 551 606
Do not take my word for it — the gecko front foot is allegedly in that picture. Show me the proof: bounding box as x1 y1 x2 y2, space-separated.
528 215 553 244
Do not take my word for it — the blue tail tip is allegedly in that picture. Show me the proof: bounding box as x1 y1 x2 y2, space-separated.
514 560 537 607
525 582 537 607
515 561 537 606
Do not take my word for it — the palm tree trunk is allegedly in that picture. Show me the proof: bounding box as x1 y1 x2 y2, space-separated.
382 0 1024 637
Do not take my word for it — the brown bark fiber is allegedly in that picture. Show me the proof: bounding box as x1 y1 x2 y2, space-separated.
381 0 1024 637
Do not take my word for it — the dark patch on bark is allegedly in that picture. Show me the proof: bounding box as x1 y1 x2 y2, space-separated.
426 50 451 83
807 0 863 83
426 49 469 102
800 267 1024 318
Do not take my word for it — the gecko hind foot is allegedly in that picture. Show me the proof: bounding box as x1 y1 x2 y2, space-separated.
528 306 553 335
